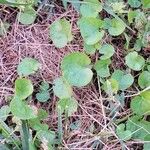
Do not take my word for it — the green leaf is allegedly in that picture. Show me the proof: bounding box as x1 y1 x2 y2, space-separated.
53 77 73 99
57 97 78 116
111 69 134 90
111 2 126 13
39 82 49 91
142 0 150 8
80 0 102 18
94 59 111 78
128 10 138 24
99 44 115 60
50 18 73 48
10 97 37 120
0 105 10 121
15 78 33 100
144 135 150 150
18 8 36 25
125 51 145 71
78 17 104 45
0 22 10 36
61 52 93 87
17 57 40 76
116 124 132 141
140 90 150 100
36 91 50 102
138 71 150 89
37 109 48 120
107 18 126 36
128 0 141 8
131 95 150 116
103 79 119 94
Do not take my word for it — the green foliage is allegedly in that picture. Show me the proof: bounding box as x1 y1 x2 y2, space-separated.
18 8 36 25
138 71 150 89
116 124 132 141
61 52 93 87
142 0 150 8
80 0 102 18
36 82 50 102
10 97 37 120
111 70 134 90
125 51 145 71
53 77 73 99
78 17 104 45
104 18 126 36
50 18 73 48
17 57 40 76
57 98 78 116
128 0 141 8
94 59 111 78
15 78 33 100
0 106 10 121
99 44 115 60
111 2 126 13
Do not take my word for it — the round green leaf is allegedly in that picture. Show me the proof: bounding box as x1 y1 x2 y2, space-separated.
0 105 10 121
138 71 150 89
53 77 73 99
78 17 104 45
131 95 150 116
108 18 126 36
10 97 37 120
17 57 40 76
99 44 115 60
18 8 36 25
50 19 73 48
15 78 33 100
61 52 93 87
125 51 145 71
128 0 141 8
80 0 102 18
57 97 78 116
112 69 134 90
36 91 50 102
94 59 111 78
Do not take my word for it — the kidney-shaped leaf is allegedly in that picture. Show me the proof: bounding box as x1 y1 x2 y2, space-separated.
10 97 37 120
94 59 111 78
17 57 40 76
80 0 102 18
125 51 145 71
57 97 78 116
53 77 73 99
138 71 150 89
15 78 33 100
78 17 104 45
50 18 73 48
61 52 93 87
112 69 134 90
99 44 115 60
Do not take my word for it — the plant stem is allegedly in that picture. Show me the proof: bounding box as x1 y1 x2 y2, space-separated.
58 108 63 144
21 120 29 150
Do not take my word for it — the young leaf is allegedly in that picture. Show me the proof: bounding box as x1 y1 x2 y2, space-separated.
78 17 104 45
128 0 141 8
116 124 132 141
17 57 40 76
106 18 126 36
125 52 145 71
10 97 37 120
36 91 50 102
53 77 73 99
99 44 115 60
61 52 93 87
131 95 150 116
80 0 102 18
15 78 33 100
142 0 150 9
18 8 36 25
138 71 150 89
57 97 78 116
49 18 73 48
94 59 111 78
111 69 134 90
0 105 10 121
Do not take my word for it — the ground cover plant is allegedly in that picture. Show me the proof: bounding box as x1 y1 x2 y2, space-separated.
0 0 150 149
